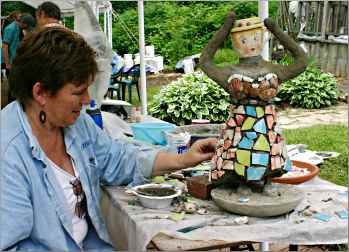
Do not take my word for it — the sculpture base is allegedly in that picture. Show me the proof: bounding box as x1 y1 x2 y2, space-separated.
211 183 304 217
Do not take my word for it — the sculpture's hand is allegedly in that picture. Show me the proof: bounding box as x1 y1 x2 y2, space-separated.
224 11 236 27
263 18 276 31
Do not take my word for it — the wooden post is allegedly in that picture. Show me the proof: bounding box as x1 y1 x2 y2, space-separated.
321 0 328 39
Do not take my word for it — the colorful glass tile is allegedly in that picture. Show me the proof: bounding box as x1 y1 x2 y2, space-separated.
268 131 277 144
265 104 274 114
252 152 269 166
284 158 292 171
235 114 245 126
247 167 266 181
224 129 235 140
235 105 245 114
234 162 245 176
241 117 256 131
222 151 227 159
245 106 256 117
266 115 274 129
217 157 223 170
227 150 236 159
245 132 257 139
238 137 253 149
236 150 251 166
253 118 267 134
253 135 270 151
256 106 264 118
216 147 223 157
282 144 288 159
226 117 236 127
271 156 281 170
271 143 281 155
233 128 242 146
223 139 232 150
223 160 234 170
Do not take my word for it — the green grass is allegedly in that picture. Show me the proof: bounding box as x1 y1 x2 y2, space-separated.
123 85 161 107
284 124 348 186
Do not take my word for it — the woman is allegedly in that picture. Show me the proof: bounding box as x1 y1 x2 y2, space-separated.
0 27 216 251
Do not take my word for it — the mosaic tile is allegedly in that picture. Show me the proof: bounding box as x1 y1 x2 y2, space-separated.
217 157 223 170
233 128 242 146
224 129 235 140
227 150 236 159
253 118 267 134
266 115 274 129
245 132 257 140
247 167 266 180
245 106 256 117
234 162 246 176
265 104 274 114
223 139 232 150
256 106 264 118
271 143 281 155
268 131 277 144
235 105 245 114
252 152 269 166
235 114 245 126
236 150 251 166
253 135 270 151
223 160 234 170
216 147 223 157
271 156 281 170
241 117 256 131
226 117 236 127
222 151 227 159
238 137 254 149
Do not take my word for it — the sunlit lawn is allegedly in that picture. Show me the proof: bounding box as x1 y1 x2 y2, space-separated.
284 124 348 186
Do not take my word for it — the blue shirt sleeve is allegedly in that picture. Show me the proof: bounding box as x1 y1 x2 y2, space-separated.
2 23 15 45
0 145 33 250
81 114 160 186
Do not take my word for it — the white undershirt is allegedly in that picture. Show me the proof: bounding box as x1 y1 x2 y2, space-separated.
49 158 88 245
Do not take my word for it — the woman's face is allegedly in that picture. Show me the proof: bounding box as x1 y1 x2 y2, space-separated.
44 82 91 127
231 28 263 58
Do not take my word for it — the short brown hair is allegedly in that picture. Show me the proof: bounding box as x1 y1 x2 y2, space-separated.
9 27 98 105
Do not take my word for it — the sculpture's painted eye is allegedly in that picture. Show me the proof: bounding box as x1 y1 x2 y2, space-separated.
241 38 246 44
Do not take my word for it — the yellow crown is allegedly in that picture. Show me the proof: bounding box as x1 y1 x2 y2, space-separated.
231 17 263 33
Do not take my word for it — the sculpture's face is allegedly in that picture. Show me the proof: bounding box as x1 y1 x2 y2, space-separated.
231 28 263 58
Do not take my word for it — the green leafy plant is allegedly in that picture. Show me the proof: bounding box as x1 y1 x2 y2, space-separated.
149 72 230 125
277 67 339 109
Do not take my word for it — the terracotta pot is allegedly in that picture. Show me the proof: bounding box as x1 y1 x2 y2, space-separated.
272 160 320 185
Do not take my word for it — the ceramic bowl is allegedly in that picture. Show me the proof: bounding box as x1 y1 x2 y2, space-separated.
272 160 320 185
132 183 181 209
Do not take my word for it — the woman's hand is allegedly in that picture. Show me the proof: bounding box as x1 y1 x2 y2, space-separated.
152 138 217 176
179 138 217 168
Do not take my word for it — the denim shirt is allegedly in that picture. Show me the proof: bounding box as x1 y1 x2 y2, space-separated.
0 101 160 251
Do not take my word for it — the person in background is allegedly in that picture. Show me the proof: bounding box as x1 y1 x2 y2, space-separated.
0 26 216 251
1 11 21 32
19 14 37 39
2 11 26 73
36 1 62 28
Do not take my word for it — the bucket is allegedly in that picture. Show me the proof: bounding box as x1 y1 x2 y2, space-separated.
131 122 176 145
183 59 194 74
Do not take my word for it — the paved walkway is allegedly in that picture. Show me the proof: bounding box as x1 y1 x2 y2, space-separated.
278 102 347 129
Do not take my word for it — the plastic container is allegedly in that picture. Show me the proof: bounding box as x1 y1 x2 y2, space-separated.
165 131 191 154
131 122 176 145
86 99 103 129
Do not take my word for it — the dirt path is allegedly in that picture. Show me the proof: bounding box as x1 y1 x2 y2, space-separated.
278 102 347 129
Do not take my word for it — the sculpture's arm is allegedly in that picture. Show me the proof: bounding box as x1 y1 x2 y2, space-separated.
264 18 308 82
199 12 236 87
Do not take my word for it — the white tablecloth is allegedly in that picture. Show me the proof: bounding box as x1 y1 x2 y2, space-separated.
101 177 348 251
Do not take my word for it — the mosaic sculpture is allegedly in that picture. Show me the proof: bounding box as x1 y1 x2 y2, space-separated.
200 12 308 192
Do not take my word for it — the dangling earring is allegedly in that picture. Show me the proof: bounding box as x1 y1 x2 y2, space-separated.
39 111 46 124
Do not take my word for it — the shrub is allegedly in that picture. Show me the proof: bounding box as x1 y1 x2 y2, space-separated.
149 72 230 125
277 67 339 109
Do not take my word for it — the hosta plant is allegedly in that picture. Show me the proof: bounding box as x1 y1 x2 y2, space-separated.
277 67 339 109
149 72 230 125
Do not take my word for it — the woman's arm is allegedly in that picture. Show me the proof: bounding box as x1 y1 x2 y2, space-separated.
264 18 308 82
151 138 217 176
